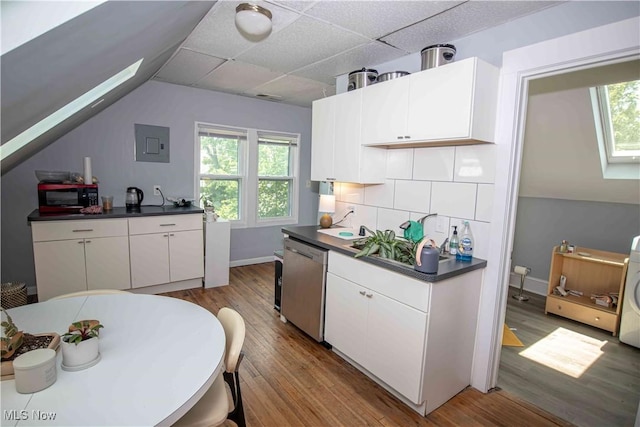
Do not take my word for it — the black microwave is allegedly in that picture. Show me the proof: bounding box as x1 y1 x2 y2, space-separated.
38 183 99 213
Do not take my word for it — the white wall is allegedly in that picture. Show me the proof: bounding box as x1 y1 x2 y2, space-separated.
1 81 314 294
332 145 494 259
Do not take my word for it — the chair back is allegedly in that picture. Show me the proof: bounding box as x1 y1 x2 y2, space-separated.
48 289 130 301
217 307 245 373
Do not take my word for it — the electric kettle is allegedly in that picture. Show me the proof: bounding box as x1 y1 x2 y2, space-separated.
125 187 144 211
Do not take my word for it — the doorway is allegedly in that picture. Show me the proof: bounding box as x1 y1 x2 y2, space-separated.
472 14 640 426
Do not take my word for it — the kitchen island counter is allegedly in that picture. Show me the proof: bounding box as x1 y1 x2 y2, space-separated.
282 225 486 283
27 205 203 222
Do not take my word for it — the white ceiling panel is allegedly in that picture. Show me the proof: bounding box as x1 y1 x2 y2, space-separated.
182 1 301 60
292 41 407 84
245 74 334 99
381 1 561 53
236 15 370 74
195 60 284 92
267 0 319 13
155 48 225 85
287 85 337 108
305 1 464 39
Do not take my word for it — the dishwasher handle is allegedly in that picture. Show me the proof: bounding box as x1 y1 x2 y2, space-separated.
283 238 328 265
286 247 314 260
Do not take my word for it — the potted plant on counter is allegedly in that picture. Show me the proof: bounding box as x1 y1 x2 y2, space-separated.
1 308 60 379
60 319 103 371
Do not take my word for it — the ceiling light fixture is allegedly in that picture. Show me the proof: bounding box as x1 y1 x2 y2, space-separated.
235 3 272 40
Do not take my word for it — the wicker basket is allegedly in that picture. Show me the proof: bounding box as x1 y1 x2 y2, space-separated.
1 282 27 309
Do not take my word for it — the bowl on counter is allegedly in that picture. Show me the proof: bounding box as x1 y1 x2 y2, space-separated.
35 170 71 183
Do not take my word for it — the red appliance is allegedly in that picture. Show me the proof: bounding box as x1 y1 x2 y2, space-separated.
38 183 99 213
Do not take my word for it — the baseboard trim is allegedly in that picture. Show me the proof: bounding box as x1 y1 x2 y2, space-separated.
230 256 274 267
509 273 547 296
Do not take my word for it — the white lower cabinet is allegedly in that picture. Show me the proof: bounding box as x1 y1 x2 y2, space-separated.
325 251 482 415
128 215 204 288
325 272 427 403
31 219 131 301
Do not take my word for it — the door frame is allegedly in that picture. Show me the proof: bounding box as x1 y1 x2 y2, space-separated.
471 16 640 391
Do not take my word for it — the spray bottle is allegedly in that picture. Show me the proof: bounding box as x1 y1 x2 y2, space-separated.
449 226 459 256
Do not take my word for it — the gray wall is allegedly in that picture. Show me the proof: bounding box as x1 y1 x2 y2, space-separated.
1 81 314 294
512 197 639 281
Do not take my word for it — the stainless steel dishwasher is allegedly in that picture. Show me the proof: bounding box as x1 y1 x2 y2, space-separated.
281 237 328 342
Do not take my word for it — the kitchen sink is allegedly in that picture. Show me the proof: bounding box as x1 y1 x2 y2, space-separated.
342 243 452 266
317 227 364 240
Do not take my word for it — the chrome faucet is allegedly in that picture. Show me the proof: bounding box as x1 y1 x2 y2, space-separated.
399 213 438 230
440 238 449 254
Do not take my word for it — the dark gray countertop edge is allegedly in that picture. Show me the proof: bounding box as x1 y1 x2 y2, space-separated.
282 225 487 284
27 206 204 223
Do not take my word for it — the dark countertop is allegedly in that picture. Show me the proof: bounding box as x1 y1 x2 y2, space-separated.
282 225 487 283
28 205 204 222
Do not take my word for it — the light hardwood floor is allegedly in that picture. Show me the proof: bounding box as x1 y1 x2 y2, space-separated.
500 288 640 427
164 263 572 427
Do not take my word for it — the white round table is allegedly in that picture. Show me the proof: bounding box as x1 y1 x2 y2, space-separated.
1 294 225 426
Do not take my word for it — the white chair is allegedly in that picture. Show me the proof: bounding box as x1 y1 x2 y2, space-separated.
48 289 131 301
173 307 246 427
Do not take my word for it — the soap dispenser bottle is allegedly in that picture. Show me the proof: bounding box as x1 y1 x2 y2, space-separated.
449 226 459 256
456 221 474 261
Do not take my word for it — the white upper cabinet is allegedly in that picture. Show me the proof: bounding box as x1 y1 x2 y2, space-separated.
361 77 410 145
361 57 500 147
311 90 385 184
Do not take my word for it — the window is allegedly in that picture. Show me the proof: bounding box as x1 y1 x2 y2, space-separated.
590 79 640 179
197 123 299 227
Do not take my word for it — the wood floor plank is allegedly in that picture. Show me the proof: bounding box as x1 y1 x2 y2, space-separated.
165 263 572 427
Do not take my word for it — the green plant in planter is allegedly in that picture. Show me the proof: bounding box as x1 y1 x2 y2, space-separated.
1 308 24 359
61 320 103 345
352 227 416 265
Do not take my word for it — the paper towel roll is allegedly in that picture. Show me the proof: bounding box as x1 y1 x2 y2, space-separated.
514 265 530 275
83 157 92 184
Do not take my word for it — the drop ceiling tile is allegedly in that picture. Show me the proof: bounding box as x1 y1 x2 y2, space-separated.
236 16 370 74
182 1 301 59
195 60 284 92
267 0 318 12
305 1 464 39
244 74 334 105
155 48 225 85
381 1 562 53
286 84 336 107
292 41 407 85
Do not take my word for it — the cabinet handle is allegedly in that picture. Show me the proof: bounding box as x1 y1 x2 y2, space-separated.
77 241 84 244
595 317 600 321
85 240 91 243
397 136 404 140
557 305 562 310
169 233 175 237
359 291 366 296
73 229 93 232
366 293 373 298
163 234 169 237
326 178 336 181
160 223 176 227
404 136 410 139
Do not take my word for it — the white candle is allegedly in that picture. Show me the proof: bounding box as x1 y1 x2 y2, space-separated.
83 157 92 184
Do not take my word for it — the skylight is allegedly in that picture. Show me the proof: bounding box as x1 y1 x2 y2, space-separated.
590 79 640 179
1 59 143 162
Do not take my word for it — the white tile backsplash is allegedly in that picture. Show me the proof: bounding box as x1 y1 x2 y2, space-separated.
386 148 414 179
352 204 377 231
454 145 496 183
364 179 395 208
413 147 455 181
336 182 365 204
377 208 410 235
476 184 494 222
394 180 431 213
449 219 490 260
430 182 477 219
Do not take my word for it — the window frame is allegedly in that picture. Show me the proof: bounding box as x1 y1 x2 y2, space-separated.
589 84 640 180
195 122 299 228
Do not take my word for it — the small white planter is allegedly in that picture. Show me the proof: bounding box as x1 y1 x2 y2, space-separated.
61 338 101 371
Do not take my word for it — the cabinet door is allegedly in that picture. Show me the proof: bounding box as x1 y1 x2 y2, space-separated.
169 230 204 282
310 96 335 181
33 240 87 301
365 290 428 404
85 236 131 290
361 78 410 145
333 90 362 183
129 234 170 288
324 272 368 363
407 59 474 141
